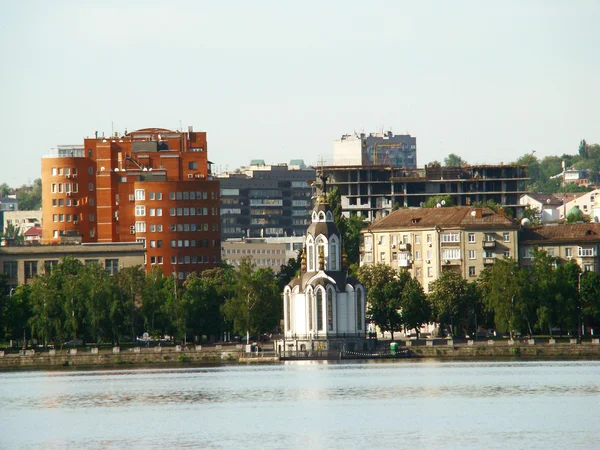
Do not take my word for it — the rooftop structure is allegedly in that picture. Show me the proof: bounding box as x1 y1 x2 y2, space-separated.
333 131 417 168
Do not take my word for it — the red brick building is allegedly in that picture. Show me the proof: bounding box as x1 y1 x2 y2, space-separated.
41 127 220 278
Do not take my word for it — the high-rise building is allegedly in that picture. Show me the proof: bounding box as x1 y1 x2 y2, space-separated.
217 160 315 240
40 127 221 278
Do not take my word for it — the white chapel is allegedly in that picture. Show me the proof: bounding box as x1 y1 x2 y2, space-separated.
276 172 369 355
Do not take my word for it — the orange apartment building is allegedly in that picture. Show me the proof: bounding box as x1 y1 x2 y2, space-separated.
41 127 221 279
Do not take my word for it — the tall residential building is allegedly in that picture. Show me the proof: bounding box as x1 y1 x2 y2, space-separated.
40 127 221 279
333 131 417 167
217 160 315 240
361 206 519 292
325 164 529 221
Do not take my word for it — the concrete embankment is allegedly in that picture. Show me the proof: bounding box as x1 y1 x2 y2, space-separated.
0 345 249 370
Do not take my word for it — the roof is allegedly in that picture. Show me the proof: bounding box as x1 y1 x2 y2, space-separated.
367 206 516 231
288 271 361 292
520 223 600 244
523 193 563 206
23 227 43 237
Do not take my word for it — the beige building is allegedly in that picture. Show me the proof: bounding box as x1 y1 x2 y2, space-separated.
519 223 600 273
3 210 43 235
0 242 145 289
221 238 302 271
361 207 519 292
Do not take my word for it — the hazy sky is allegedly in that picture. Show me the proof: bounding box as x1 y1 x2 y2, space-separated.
1 0 599 186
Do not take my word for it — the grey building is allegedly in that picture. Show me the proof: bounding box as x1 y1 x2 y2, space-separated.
217 160 316 240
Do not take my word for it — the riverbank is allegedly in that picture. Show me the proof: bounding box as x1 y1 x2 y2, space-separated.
2 339 600 370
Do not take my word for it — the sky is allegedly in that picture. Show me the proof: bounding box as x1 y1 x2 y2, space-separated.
1 0 599 186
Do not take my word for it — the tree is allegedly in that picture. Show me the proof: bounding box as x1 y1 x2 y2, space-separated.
579 139 588 159
580 271 600 331
116 266 146 342
16 178 42 210
183 272 226 342
0 183 10 198
0 276 31 342
80 262 116 344
478 258 525 337
444 153 468 167
222 257 281 340
428 271 475 337
328 186 367 270
141 266 168 336
276 253 301 291
398 271 430 338
422 195 455 208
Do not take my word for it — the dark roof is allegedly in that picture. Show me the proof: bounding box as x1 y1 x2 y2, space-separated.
524 193 563 206
520 223 600 244
368 206 516 231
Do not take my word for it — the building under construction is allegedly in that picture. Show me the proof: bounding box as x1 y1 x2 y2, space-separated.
324 164 529 221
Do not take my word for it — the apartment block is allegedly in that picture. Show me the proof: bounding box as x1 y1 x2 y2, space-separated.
519 223 600 273
361 206 519 292
40 127 220 278
217 160 315 240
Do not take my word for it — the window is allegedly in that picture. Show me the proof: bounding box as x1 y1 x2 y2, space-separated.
427 267 433 277
149 208 155 216
135 205 146 216
158 256 163 264
427 234 432 243
135 222 146 233
53 214 58 222
469 266 476 277
415 267 422 277
415 250 421 260
547 248 555 257
150 256 156 264
392 252 397 261
44 260 59 273
156 192 162 200
136 238 146 248
24 261 38 279
176 192 182 200
157 224 163 232
415 235 421 245
52 167 57 176
584 264 593 272
316 290 324 331
105 259 119 275
486 233 494 242
170 240 176 248
442 232 460 243
3 261 17 279
504 251 510 257
149 192 155 200
578 247 595 257
169 192 175 200
503 232 510 243
380 252 385 262
170 208 176 216
51 183 57 193
89 214 94 222
150 240 156 248
356 289 362 330
469 250 476 259
468 233 475 243
442 248 461 260
565 248 573 257
89 183 94 191
156 208 162 216
135 189 145 200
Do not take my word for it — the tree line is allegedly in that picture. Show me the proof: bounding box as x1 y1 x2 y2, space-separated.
359 249 600 339
0 256 286 347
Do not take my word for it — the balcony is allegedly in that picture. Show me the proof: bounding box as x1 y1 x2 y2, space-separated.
442 259 461 266
398 259 413 268
483 241 496 249
399 243 411 251
483 258 495 265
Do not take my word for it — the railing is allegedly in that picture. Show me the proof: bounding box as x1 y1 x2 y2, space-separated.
483 241 496 248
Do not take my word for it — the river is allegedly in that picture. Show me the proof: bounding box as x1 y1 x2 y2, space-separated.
0 360 598 449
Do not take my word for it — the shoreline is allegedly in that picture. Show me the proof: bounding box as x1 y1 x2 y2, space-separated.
2 340 600 371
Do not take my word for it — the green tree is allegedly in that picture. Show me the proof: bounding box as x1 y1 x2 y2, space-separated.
358 264 402 339
222 258 281 341
422 195 455 208
580 271 600 330
276 253 301 291
0 183 10 198
428 271 475 337
116 266 146 342
141 266 168 336
444 153 468 167
16 178 42 210
81 262 116 344
183 272 226 342
579 139 588 159
398 271 430 338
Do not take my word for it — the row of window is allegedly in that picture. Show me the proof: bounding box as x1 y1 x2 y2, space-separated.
222 248 285 255
51 167 92 176
376 232 512 246
3 259 119 278
134 222 218 233
134 190 217 201
169 207 217 216
51 229 95 238
387 249 511 262
522 247 597 258
52 198 86 207
229 258 285 267
50 183 83 194
52 213 85 223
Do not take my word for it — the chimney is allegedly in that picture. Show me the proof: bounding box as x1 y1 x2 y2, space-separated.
475 208 483 218
498 207 505 217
